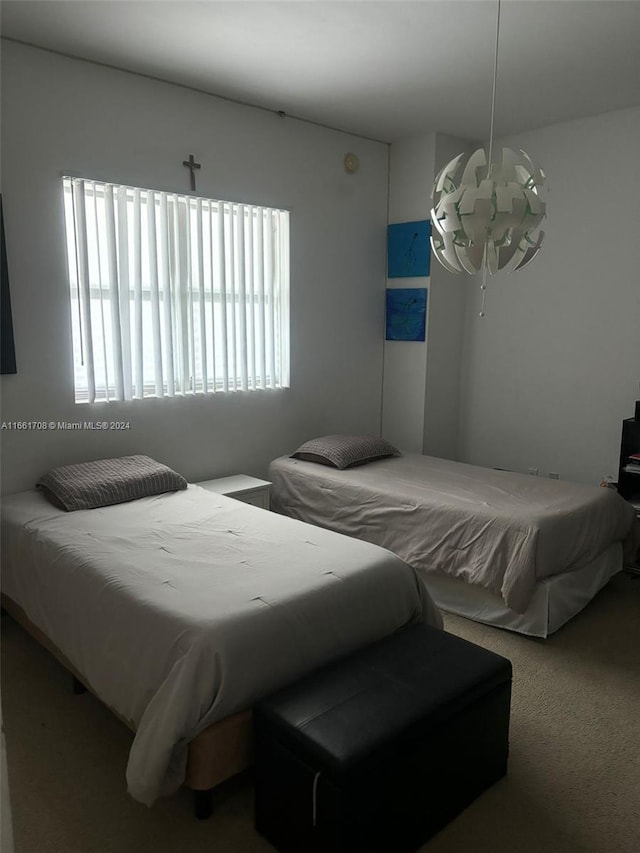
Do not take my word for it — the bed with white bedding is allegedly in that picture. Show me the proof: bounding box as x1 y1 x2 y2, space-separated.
268 452 639 637
0 484 441 808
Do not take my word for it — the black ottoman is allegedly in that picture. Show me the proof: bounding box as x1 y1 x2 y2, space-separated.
254 623 512 853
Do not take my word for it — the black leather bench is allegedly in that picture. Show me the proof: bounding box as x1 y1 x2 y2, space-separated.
254 623 512 853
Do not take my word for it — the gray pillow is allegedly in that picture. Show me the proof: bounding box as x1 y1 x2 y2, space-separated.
291 435 400 470
36 455 188 511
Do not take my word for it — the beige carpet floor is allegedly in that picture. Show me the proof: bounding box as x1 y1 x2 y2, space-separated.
2 572 639 853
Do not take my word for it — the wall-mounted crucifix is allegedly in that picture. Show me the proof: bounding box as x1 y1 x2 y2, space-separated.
182 154 201 191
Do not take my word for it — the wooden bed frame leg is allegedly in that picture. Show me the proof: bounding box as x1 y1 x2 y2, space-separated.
193 788 214 820
72 675 87 695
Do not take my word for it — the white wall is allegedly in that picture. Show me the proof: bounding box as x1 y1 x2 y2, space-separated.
458 107 640 484
0 42 390 493
2 44 636 494
382 132 475 460
381 134 435 452
384 109 640 485
422 133 478 460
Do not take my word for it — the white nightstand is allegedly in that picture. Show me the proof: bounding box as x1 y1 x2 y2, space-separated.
195 475 272 510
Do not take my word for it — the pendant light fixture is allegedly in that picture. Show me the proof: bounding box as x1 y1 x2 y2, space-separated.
429 0 547 316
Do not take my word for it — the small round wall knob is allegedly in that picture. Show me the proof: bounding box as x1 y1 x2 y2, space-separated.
344 152 359 174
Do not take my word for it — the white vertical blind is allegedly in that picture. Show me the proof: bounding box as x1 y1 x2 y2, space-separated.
63 177 290 403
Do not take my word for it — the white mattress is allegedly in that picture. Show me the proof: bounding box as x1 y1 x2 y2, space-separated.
269 454 639 614
0 486 442 806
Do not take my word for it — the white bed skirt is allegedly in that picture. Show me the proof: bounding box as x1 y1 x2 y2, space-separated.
423 542 622 638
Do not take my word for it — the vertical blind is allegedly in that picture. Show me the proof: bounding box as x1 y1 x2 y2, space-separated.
62 177 290 403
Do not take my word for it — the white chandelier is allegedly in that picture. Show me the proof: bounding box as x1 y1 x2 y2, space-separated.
429 0 547 314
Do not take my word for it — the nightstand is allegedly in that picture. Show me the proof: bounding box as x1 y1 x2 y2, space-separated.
195 475 272 510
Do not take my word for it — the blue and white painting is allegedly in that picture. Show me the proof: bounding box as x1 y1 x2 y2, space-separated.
385 288 427 342
387 220 431 277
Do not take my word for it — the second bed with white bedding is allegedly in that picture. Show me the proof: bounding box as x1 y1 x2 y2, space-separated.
269 453 638 617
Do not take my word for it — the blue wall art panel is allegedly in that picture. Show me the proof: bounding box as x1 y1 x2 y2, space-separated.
387 219 431 277
385 288 427 342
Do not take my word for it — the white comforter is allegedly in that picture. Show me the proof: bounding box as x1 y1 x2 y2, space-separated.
269 454 639 613
0 486 441 806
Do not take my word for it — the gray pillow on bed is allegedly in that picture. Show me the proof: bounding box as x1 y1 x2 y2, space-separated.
36 455 188 511
291 435 400 470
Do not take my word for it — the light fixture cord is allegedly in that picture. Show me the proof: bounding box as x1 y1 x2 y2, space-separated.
486 0 501 175
480 0 501 317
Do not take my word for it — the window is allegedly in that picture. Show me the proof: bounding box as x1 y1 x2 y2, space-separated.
62 177 290 403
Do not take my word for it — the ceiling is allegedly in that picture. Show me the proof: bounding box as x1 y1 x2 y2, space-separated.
2 1 640 143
